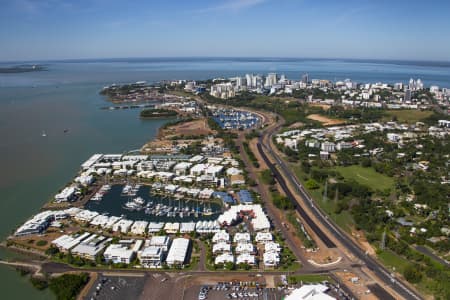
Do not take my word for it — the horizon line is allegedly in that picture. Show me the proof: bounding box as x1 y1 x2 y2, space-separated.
1 56 450 65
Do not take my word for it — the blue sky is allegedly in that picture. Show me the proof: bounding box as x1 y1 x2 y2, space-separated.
1 0 450 61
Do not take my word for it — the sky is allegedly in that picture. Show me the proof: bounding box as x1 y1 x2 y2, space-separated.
1 0 450 62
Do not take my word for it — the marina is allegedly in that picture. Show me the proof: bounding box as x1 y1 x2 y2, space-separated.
85 184 222 222
212 108 261 130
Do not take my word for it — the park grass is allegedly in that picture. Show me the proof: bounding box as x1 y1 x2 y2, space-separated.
378 250 441 296
334 165 395 191
288 274 331 284
292 164 354 232
279 261 302 272
383 110 433 123
377 250 434 298
377 249 410 273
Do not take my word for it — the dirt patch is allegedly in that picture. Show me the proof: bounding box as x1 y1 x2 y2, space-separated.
309 103 331 110
159 119 214 139
307 114 345 126
11 231 65 251
350 228 376 256
334 271 378 300
141 118 216 153
288 122 304 129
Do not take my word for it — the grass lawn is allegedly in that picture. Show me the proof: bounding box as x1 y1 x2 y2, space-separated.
377 249 410 273
377 250 435 298
288 274 331 283
383 110 433 123
334 165 395 191
279 262 302 272
292 164 354 232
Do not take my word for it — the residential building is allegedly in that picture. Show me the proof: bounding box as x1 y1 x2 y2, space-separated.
166 238 190 266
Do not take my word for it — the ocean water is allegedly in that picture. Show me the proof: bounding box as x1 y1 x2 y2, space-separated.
1 57 450 299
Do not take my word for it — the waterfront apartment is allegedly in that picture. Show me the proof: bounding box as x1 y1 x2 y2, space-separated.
71 234 111 260
51 232 91 252
140 246 164 268
104 243 137 264
165 238 191 267
54 186 78 202
15 210 68 236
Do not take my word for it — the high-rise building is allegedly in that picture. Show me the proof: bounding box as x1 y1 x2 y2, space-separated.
265 73 277 87
254 75 262 88
236 77 243 88
394 82 403 90
408 78 424 91
430 85 439 94
245 74 253 88
404 89 412 102
301 73 309 84
416 79 424 90
409 78 415 90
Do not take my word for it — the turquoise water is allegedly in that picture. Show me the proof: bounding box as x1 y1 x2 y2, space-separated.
1 58 450 299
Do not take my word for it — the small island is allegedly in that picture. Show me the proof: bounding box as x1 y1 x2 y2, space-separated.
139 108 179 118
0 64 46 73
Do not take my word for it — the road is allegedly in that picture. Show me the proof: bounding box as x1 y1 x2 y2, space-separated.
40 261 336 277
257 121 423 300
235 132 314 270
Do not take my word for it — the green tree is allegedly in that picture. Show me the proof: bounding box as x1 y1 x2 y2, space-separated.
305 179 320 190
403 264 423 283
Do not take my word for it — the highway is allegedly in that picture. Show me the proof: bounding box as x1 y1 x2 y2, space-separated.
257 123 423 300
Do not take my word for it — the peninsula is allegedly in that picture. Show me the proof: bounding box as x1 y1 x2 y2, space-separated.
4 73 450 300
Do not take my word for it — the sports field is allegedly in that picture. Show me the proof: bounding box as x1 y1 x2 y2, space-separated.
383 109 433 123
335 165 395 191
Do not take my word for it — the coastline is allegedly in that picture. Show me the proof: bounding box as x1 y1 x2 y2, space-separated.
2 59 449 300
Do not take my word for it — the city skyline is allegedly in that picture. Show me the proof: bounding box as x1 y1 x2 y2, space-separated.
1 0 450 62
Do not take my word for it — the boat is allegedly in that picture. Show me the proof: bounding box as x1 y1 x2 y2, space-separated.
124 201 142 211
203 208 213 216
90 193 103 201
121 185 132 195
133 197 145 206
41 131 47 137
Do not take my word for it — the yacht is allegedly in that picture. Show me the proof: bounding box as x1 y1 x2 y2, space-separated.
133 197 145 206
124 201 137 210
121 185 132 195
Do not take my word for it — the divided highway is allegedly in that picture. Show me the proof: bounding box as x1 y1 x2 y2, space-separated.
257 126 423 300
256 142 336 248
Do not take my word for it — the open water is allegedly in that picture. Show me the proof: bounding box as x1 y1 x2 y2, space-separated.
1 57 450 299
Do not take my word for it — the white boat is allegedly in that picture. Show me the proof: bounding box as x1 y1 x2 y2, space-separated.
133 197 145 205
124 201 142 211
41 131 47 137
122 185 132 195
